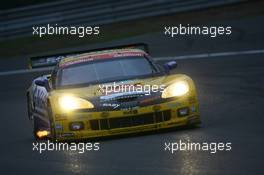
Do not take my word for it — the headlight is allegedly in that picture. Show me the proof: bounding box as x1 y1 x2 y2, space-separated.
162 81 189 98
58 95 94 111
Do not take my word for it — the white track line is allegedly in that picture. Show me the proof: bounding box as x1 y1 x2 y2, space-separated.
0 49 264 76
154 49 264 61
0 67 53 76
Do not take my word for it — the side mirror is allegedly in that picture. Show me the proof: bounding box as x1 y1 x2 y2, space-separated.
164 60 177 71
35 79 50 91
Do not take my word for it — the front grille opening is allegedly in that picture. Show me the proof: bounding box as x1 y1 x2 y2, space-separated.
116 96 138 102
90 110 171 130
100 119 109 130
90 120 99 130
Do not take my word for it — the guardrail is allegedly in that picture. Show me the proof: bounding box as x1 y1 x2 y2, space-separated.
0 0 246 40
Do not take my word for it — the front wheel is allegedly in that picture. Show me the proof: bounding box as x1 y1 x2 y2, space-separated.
32 116 42 140
47 105 57 141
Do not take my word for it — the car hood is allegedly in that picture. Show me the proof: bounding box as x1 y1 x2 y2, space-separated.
50 74 189 99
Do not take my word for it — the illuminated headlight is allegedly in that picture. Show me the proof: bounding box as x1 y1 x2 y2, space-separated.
58 95 94 111
162 81 189 98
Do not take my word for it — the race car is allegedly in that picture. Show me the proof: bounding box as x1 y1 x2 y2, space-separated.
27 44 200 141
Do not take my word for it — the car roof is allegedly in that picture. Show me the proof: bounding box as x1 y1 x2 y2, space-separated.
59 48 147 68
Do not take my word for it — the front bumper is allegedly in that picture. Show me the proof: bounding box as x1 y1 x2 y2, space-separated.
53 96 200 141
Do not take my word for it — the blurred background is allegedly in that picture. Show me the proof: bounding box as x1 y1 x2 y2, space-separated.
1 0 263 62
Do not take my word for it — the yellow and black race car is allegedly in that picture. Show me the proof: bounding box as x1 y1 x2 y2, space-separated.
27 44 200 141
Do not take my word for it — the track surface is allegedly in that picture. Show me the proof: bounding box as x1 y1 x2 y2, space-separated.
0 53 264 174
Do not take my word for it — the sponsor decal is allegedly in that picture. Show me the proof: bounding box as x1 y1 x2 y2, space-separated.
101 103 120 109
113 52 144 57
60 51 145 68
59 133 74 137
123 109 138 115
100 91 144 101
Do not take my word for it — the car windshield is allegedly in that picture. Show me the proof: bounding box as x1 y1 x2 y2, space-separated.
57 56 158 87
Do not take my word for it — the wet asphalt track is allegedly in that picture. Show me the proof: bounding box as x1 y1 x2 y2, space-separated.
0 53 263 175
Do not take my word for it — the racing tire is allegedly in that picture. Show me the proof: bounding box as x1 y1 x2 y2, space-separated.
33 116 41 140
47 105 57 142
27 94 40 140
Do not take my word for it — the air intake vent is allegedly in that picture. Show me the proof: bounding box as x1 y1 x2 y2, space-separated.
90 110 171 130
